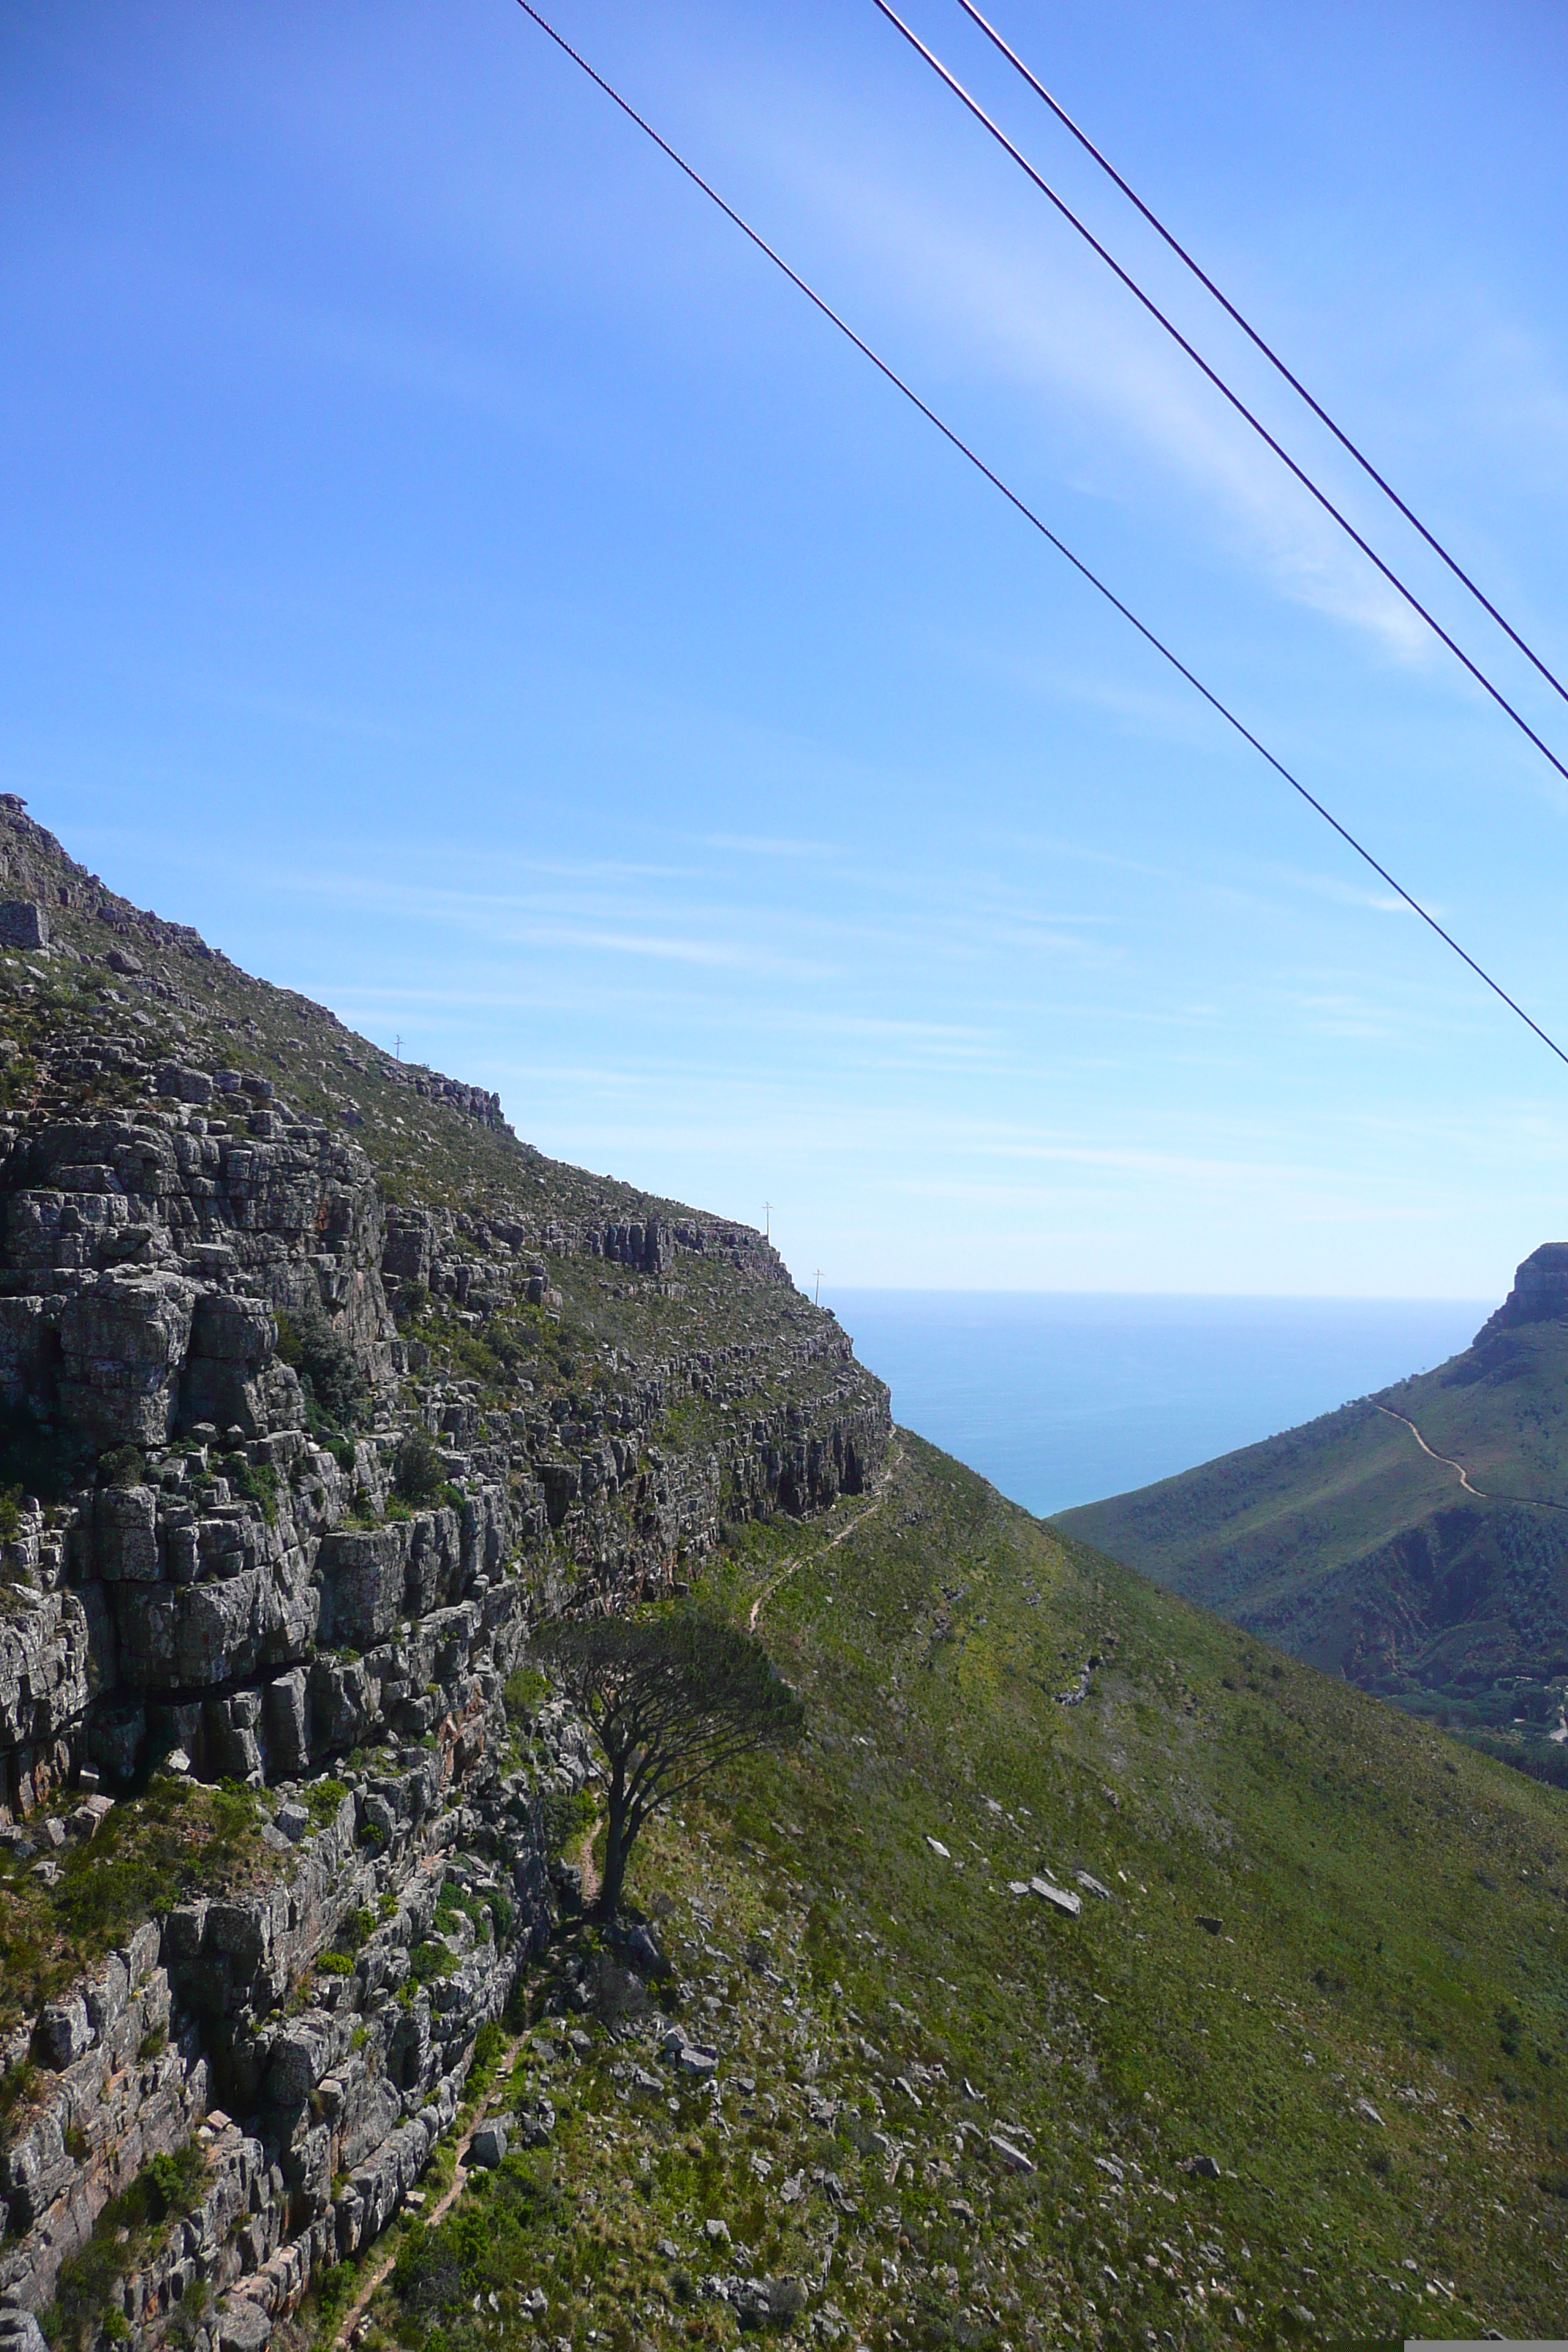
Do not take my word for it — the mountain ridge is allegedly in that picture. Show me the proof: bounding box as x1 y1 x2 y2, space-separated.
1058 1245 1568 1763
0 807 1564 2347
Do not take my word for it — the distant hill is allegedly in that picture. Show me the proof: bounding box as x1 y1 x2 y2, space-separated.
1057 1248 1568 1771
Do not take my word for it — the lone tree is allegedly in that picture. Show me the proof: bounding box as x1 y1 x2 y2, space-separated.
532 1607 805 1921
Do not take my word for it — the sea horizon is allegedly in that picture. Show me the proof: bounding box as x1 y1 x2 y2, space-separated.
819 1287 1491 1519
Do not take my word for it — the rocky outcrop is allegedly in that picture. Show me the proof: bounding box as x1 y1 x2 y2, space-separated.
0 1708 586 2329
0 799 892 2343
1474 1241 1568 1338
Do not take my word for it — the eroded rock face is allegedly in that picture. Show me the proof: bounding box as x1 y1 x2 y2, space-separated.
60 1270 197 1446
1477 1242 1568 1335
0 1586 99 1757
181 1293 301 1439
0 1073 889 1813
0 1706 584 2327
0 1093 407 1812
0 802 893 2345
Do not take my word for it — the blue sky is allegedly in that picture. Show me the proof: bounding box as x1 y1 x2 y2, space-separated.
3 0 1567 1297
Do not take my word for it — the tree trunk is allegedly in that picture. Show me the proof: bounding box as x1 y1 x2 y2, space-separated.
595 1772 630 1921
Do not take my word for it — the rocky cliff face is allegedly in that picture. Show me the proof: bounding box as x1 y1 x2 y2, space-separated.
1473 1240 1568 1338
0 804 890 2346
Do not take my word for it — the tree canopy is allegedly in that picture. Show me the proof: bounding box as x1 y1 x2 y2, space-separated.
532 1607 805 1920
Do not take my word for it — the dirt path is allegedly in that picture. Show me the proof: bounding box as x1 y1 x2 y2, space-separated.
328 2028 529 2350
1373 1401 1568 1514
747 1443 900 1632
573 1823 601 1910
329 1467 895 2344
1373 1402 1490 1498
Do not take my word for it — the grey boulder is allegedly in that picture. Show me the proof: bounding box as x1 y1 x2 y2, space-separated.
468 2121 508 2168
215 2301 271 2351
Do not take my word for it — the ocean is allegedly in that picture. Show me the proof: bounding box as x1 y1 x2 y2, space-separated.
819 1290 1489 1518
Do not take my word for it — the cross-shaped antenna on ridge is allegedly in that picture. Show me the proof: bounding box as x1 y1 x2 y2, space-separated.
762 1202 774 1240
814 1269 823 1305
394 1034 402 1061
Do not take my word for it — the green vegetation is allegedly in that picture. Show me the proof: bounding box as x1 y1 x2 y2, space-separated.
336 1905 376 1955
365 1434 1568 2349
0 1776 269 2040
276 1300 369 1434
0 1051 38 1110
394 1425 461 1508
221 1452 279 1524
0 2057 37 2125
14 813 1568 2343
434 1878 493 1945
96 1444 144 1489
394 1425 447 1505
502 1665 549 1726
390 2158 568 2337
1060 1280 1568 1763
535 1607 807 1918
44 2139 209 2349
306 1776 351 1825
538 1784 597 1858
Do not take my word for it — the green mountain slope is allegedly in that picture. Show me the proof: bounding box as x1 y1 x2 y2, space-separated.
1 799 1564 2348
1058 1251 1568 1762
359 1435 1568 2351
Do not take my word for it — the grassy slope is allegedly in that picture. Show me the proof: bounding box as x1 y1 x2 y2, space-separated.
350 1435 1568 2352
1058 1402 1450 1626
16 818 1568 2340
1058 1312 1568 1735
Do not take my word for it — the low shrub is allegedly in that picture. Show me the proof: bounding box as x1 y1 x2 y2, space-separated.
394 1426 448 1507
46 2141 208 2350
540 1787 597 1859
275 1303 369 1434
336 1906 375 1955
503 1667 548 1727
306 1778 351 1825
97 1444 143 1489
221 1455 278 1526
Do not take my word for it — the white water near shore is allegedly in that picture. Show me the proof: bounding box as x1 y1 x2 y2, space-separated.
821 1291 1489 1518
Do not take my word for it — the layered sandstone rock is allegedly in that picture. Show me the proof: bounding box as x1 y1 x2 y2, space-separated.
0 799 892 2342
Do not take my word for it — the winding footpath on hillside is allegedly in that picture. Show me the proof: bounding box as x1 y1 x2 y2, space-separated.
747 1440 901 1631
1373 1400 1568 1514
328 2029 532 2351
1373 1402 1490 1497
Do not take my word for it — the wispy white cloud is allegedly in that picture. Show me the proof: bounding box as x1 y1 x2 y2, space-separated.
696 832 838 859
704 94 1431 657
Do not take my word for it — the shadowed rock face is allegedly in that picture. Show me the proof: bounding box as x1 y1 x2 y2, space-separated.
1474 1240 1568 1337
0 802 891 2340
59 1269 197 1446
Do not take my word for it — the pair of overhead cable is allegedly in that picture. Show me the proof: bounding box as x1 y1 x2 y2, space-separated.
872 0 1568 792
510 1 1568 1073
948 0 1568 717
